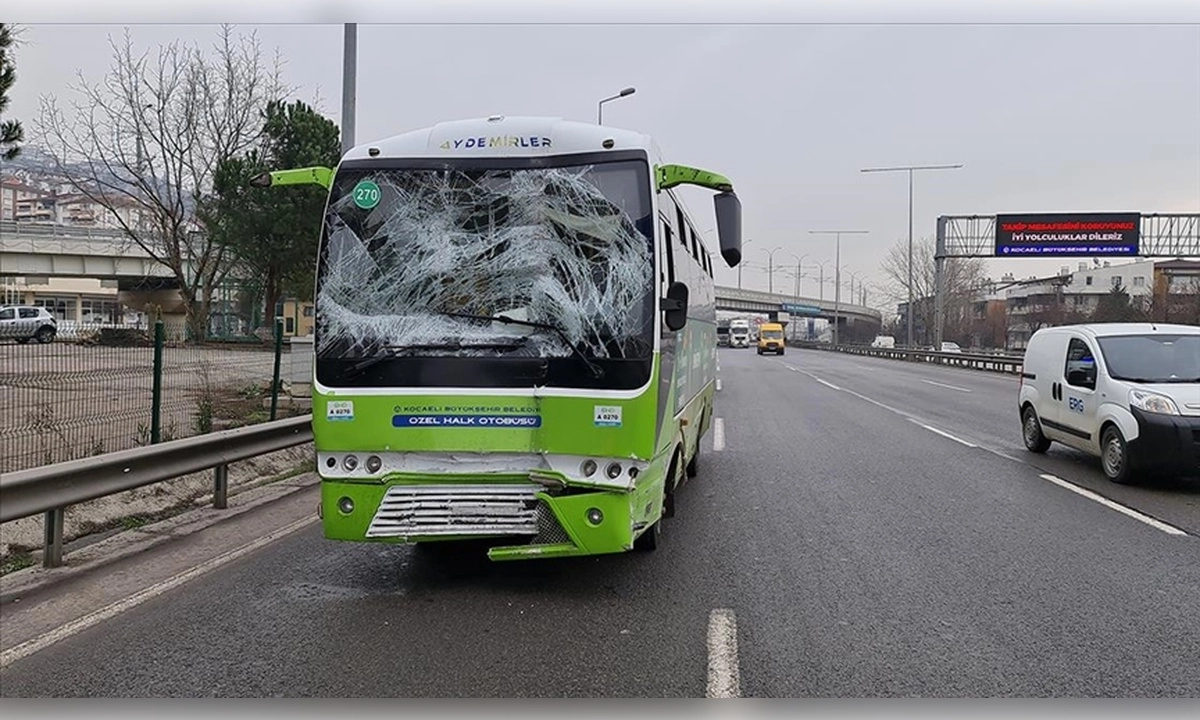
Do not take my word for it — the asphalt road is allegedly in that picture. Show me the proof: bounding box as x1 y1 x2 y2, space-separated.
2 347 1198 697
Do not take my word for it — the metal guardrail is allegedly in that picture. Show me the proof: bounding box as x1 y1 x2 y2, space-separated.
0 415 314 568
791 341 1025 374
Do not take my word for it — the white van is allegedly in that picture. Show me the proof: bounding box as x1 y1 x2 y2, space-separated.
1018 323 1199 484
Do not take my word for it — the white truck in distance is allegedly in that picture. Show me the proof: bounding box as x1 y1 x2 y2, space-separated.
729 319 751 348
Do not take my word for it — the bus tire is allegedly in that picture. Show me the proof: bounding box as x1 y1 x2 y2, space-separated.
663 448 681 518
633 517 660 551
686 445 699 479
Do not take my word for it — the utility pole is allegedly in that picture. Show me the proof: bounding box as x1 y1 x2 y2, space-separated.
738 238 754 289
341 24 357 156
861 163 963 347
763 245 782 295
809 230 868 346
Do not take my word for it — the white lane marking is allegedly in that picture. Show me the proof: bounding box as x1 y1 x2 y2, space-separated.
0 515 317 669
921 379 973 393
713 418 726 452
908 418 977 448
800 370 957 429
792 364 1189 536
706 608 741 698
1038 474 1188 536
716 378 722 392
840 386 908 416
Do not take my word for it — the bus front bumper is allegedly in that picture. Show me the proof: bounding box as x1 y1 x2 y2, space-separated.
319 478 657 561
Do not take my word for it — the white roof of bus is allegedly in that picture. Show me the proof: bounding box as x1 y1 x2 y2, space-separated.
342 116 658 161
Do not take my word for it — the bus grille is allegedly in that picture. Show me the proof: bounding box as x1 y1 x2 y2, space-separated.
366 484 542 538
534 503 572 545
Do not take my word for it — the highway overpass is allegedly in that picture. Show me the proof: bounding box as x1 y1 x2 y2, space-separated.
712 285 882 328
0 220 178 283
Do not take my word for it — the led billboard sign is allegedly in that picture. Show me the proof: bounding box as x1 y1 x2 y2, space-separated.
994 213 1140 256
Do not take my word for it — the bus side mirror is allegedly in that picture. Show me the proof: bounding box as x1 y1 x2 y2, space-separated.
663 281 689 332
714 191 742 268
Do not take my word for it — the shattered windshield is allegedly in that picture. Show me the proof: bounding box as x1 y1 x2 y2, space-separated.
316 158 655 368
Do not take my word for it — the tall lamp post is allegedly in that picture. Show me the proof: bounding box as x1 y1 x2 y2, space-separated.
598 87 636 124
809 230 868 346
342 23 357 156
763 245 783 295
861 162 963 348
789 252 808 298
738 238 754 289
844 270 863 305
811 260 829 301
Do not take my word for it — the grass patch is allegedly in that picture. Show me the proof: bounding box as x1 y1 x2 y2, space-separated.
121 516 149 530
0 552 37 576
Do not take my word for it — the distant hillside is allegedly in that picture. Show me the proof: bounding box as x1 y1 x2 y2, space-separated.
3 144 192 213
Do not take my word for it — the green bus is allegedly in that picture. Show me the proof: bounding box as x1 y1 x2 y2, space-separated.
255 115 741 560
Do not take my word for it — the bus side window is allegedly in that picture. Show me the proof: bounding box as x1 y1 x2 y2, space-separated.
661 216 676 286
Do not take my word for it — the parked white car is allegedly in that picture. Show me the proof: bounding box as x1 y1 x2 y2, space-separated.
0 305 58 344
1018 323 1200 483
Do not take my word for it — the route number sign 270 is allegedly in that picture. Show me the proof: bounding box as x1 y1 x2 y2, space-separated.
352 180 382 210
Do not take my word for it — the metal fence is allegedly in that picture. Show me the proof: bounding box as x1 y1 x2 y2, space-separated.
1 319 301 475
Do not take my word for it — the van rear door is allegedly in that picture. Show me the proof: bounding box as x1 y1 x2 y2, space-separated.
1027 330 1070 441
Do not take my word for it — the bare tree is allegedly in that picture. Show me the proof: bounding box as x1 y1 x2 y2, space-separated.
877 236 989 344
37 25 287 340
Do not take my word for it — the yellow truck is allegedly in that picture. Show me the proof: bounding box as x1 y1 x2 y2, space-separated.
757 322 786 355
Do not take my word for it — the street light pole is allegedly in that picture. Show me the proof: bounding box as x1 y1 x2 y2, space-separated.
811 260 829 301
790 252 808 298
738 238 754 289
341 23 357 156
861 162 963 348
598 87 636 125
763 246 783 294
844 270 863 305
809 230 868 346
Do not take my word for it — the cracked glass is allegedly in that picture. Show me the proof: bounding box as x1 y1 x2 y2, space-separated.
316 159 655 366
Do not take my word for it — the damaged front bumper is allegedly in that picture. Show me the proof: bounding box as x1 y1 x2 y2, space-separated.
318 474 658 561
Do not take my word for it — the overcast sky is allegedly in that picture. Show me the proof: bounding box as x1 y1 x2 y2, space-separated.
5 12 1199 311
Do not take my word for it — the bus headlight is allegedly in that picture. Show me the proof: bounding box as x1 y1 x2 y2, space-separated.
581 459 598 477
605 462 622 479
365 455 383 473
343 455 359 471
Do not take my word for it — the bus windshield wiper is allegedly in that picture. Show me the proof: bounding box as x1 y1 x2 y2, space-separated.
344 337 529 378
438 311 604 378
